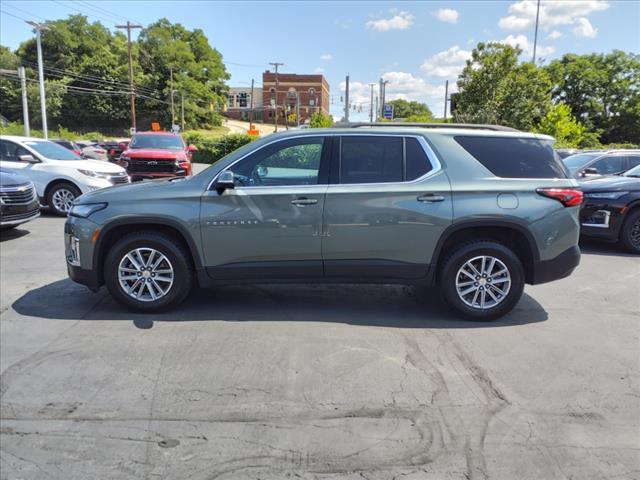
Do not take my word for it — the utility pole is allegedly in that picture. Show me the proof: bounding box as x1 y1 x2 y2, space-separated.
170 67 175 126
532 0 541 64
116 21 142 132
344 74 350 123
249 78 255 129
181 92 185 131
443 80 449 120
27 21 49 138
375 95 379 121
295 92 300 127
368 83 375 123
17 67 29 136
269 62 283 132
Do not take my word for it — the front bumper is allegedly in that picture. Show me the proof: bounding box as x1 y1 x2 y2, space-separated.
0 200 41 227
65 217 102 291
531 245 581 285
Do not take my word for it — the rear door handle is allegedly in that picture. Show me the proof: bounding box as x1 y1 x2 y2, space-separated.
291 197 318 206
417 193 445 203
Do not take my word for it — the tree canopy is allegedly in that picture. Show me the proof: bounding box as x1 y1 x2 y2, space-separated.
386 99 433 120
454 43 639 145
1 15 229 133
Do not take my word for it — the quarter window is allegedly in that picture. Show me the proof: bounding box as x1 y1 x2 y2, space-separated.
405 137 432 180
232 137 324 187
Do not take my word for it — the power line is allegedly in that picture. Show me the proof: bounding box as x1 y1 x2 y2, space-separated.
0 9 28 22
2 3 47 21
50 0 118 25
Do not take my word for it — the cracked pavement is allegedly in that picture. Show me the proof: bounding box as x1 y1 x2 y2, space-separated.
1 212 639 479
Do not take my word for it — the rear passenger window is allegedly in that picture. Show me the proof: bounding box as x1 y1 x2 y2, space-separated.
405 137 432 180
455 136 567 179
340 136 403 184
625 155 640 169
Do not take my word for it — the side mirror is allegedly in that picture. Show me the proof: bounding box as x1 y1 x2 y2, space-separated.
215 170 235 194
118 142 128 150
187 144 198 152
256 165 268 177
18 154 38 163
582 167 599 176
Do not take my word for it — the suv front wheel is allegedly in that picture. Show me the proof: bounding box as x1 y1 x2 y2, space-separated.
104 231 194 311
439 241 525 320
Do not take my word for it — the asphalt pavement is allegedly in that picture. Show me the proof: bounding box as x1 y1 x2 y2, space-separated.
0 211 638 480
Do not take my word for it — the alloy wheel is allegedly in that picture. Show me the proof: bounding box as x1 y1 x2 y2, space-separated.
51 188 76 213
118 248 174 302
630 218 640 248
455 255 511 310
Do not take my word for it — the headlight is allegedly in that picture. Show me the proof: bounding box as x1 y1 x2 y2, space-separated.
586 191 628 200
69 203 108 218
77 169 113 180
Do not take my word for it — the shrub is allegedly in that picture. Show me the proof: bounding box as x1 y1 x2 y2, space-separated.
189 133 256 164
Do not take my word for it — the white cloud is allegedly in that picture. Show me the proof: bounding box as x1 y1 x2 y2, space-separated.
572 17 598 38
421 45 471 79
546 30 563 40
320 53 333 60
366 10 414 31
314 67 325 73
498 34 555 57
498 0 608 36
434 8 459 24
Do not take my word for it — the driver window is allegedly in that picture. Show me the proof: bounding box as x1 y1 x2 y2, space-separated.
593 156 624 174
0 140 30 162
232 137 324 187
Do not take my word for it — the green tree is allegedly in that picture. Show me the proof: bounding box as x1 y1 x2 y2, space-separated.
137 18 229 129
454 42 552 130
387 99 433 120
0 46 22 121
546 51 640 144
309 112 334 128
534 103 587 148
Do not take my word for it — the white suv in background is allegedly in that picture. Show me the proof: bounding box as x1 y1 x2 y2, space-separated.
0 135 129 216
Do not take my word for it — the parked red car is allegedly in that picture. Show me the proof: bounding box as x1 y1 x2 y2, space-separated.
118 132 197 180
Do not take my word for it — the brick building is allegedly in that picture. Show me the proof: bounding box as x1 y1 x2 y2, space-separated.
225 86 260 121
262 71 330 125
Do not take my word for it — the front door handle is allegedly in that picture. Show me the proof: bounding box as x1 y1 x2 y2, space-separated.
291 197 318 206
417 193 445 203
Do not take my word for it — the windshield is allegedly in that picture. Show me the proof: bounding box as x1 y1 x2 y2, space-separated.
624 164 640 177
562 152 601 172
25 141 82 160
130 134 184 150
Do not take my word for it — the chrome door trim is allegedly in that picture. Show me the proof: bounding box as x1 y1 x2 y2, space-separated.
207 133 443 191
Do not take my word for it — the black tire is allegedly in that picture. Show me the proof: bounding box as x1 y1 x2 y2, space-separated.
104 231 194 311
439 241 525 321
47 182 81 216
620 209 640 254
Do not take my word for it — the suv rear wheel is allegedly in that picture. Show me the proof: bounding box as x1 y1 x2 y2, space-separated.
104 231 193 311
439 241 524 320
620 209 640 254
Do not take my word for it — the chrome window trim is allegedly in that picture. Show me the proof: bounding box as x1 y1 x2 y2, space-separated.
207 133 442 191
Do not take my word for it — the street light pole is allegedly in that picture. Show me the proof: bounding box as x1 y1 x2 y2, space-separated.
532 0 541 64
181 92 185 131
170 68 175 126
18 67 30 136
27 21 49 138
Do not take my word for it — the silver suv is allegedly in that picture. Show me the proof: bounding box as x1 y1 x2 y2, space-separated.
64 124 582 319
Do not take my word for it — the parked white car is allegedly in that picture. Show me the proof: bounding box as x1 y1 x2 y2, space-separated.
0 135 129 216
76 140 109 162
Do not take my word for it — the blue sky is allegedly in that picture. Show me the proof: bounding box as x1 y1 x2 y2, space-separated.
1 1 638 121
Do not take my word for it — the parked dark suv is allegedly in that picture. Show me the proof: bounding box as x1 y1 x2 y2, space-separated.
65 124 582 319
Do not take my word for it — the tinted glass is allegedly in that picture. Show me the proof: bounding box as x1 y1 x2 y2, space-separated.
592 156 625 174
563 152 601 172
232 137 323 186
625 155 640 169
0 140 30 161
24 140 81 160
405 137 432 180
340 136 403 184
624 164 640 177
130 134 184 150
455 136 567 178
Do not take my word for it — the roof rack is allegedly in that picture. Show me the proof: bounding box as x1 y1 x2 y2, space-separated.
332 122 520 132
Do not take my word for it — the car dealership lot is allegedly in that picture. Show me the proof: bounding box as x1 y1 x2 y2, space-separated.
0 214 638 480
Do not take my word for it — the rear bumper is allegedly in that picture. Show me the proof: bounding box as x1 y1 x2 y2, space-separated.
531 245 580 285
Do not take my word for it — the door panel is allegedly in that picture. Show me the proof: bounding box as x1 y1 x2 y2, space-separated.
201 186 327 277
322 135 453 279
200 136 330 279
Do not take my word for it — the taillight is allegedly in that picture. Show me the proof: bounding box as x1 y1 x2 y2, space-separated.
536 188 583 207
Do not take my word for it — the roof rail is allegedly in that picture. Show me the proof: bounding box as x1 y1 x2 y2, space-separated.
332 122 520 132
